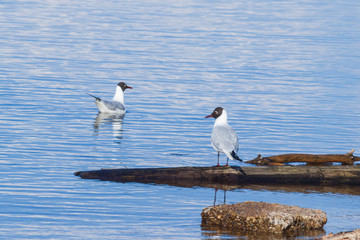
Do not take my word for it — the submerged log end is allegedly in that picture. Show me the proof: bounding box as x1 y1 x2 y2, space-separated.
74 170 103 179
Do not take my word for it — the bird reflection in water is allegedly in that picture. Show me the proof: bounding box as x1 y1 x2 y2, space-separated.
213 188 227 206
93 112 125 141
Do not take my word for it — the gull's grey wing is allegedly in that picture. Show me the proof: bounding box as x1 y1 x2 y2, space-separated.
211 125 239 154
102 100 125 111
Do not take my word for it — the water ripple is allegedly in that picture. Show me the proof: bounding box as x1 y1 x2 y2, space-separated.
1 0 360 239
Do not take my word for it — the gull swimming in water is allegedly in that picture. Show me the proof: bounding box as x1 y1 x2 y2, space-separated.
205 107 244 170
88 82 132 114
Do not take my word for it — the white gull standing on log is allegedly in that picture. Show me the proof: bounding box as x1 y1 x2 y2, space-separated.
88 82 132 114
205 107 244 171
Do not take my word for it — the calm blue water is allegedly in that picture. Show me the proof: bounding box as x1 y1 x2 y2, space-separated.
1 0 360 239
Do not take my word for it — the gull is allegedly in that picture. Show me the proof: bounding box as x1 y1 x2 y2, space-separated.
88 82 132 114
205 107 244 171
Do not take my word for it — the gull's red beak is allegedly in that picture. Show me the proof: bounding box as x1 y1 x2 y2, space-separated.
126 86 133 89
205 114 213 118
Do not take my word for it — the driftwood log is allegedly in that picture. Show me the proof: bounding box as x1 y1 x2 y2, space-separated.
75 165 360 189
246 149 360 166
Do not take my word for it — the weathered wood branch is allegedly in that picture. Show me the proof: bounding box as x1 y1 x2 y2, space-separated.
74 165 360 189
246 149 360 166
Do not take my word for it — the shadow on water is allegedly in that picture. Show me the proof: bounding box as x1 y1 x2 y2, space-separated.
195 182 360 197
92 112 124 141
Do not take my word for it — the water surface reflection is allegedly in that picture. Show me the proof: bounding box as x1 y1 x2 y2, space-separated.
93 113 124 140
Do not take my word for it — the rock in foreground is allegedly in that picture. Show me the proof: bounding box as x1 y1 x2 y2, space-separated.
320 229 360 240
201 201 327 234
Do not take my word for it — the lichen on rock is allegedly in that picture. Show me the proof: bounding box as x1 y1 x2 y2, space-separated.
201 201 327 235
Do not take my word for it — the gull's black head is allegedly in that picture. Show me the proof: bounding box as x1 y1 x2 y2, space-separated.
205 107 223 119
118 82 133 91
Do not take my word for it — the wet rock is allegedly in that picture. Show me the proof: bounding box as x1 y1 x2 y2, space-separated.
201 201 327 234
320 229 360 240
